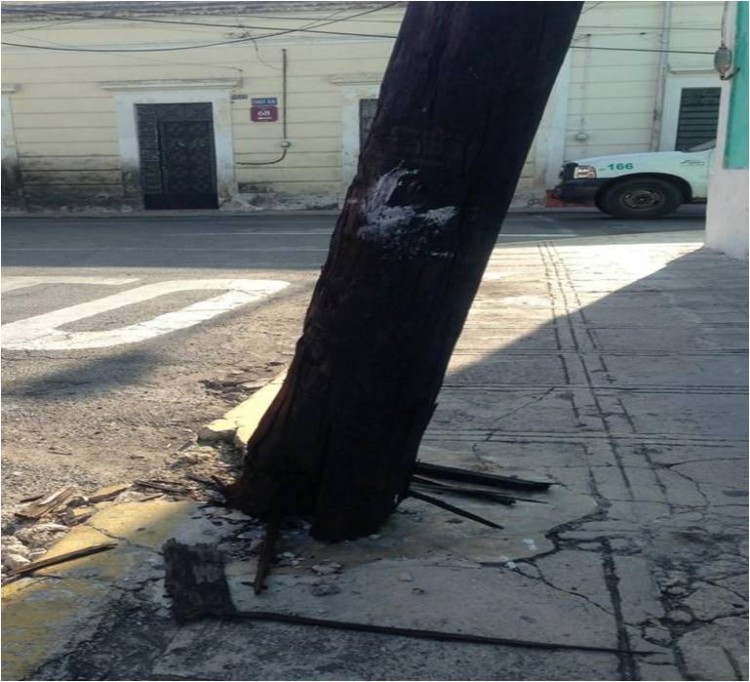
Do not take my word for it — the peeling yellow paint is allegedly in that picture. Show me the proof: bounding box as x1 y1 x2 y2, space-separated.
2 577 111 681
1 499 197 680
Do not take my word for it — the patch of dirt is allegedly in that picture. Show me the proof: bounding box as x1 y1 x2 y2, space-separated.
1 281 313 530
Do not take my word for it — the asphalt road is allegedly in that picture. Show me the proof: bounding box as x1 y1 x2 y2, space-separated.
2 206 705 272
0 207 706 522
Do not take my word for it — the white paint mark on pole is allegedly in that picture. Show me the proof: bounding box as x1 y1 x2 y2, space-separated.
1 279 289 350
1 276 140 293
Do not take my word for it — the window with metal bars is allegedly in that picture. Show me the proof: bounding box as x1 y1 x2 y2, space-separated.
675 87 720 151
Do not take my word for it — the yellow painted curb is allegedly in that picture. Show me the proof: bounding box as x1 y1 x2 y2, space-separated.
203 369 286 447
3 371 289 679
1 499 195 681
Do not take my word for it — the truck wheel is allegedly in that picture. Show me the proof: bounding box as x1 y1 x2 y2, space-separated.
598 178 682 219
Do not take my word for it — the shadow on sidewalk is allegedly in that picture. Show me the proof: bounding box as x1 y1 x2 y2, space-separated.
414 237 747 565
4 234 748 682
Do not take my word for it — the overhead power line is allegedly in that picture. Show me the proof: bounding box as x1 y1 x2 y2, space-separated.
1 3 399 51
0 3 400 36
1 8 723 32
1 36 716 56
0 2 717 56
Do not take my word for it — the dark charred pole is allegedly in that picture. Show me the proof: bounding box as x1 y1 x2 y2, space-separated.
228 2 582 542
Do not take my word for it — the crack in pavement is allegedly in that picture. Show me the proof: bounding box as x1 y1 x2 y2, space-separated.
502 555 619 621
485 387 557 433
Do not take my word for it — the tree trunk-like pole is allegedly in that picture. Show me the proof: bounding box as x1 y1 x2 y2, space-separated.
227 2 582 542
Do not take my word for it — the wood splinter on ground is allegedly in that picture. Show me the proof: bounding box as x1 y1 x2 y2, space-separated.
133 479 188 495
15 486 78 520
5 541 118 579
88 483 132 503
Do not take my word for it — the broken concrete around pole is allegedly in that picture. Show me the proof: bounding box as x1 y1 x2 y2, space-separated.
2 231 746 681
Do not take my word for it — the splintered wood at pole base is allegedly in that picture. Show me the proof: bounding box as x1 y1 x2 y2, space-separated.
226 1 583 542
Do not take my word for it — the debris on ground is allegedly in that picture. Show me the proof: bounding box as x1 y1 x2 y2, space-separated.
220 510 254 523
15 486 77 520
5 541 118 580
199 369 273 405
89 484 132 503
310 582 341 596
311 561 343 576
133 479 190 495
2 552 31 572
62 507 96 525
0 425 246 582
197 420 236 444
15 522 69 549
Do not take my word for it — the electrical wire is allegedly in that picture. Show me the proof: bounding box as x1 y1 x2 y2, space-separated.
579 24 725 31
573 45 714 55
0 2 718 56
9 32 246 76
1 36 716 57
4 9 721 33
1 4 400 50
2 4 723 35
2 16 94 35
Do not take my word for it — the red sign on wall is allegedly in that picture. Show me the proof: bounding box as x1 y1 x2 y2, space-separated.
251 106 278 122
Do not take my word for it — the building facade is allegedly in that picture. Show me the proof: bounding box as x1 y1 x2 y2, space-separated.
706 0 749 259
1 1 726 212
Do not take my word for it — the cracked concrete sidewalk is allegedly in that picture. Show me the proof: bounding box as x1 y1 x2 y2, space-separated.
2 230 748 681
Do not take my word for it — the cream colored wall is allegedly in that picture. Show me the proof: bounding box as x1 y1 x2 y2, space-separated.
232 40 392 199
1 7 403 208
0 2 725 210
563 1 721 161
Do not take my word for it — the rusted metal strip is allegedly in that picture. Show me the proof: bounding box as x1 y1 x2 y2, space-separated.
226 610 654 657
411 475 517 505
411 475 548 505
253 517 281 595
133 479 187 495
407 489 503 529
414 461 552 491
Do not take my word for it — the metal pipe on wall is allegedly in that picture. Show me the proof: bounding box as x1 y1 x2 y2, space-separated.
651 1 673 151
237 47 289 166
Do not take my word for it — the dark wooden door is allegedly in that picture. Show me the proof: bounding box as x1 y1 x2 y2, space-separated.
137 103 219 210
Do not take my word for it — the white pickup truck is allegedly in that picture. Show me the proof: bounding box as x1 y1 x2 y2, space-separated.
552 140 714 218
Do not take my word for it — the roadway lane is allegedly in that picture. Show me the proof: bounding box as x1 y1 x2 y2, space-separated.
1 207 705 270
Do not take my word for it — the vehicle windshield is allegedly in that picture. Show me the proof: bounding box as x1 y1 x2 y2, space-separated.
687 139 716 152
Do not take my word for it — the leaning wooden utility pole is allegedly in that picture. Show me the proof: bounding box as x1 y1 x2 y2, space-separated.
228 2 582 542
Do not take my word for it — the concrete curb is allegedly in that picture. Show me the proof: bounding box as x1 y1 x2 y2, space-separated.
1 373 288 680
199 370 287 448
2 210 341 219
2 206 603 220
